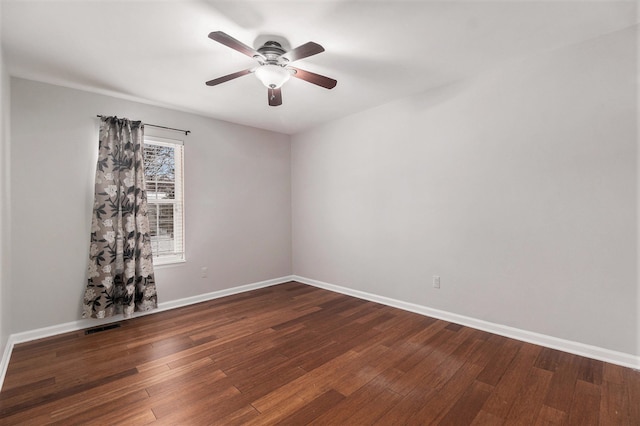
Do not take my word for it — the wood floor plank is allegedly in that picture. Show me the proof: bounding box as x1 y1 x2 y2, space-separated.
476 338 521 386
49 389 151 425
437 380 493 425
577 356 604 385
534 404 567 425
275 389 345 425
567 379 600 426
151 384 246 424
471 409 507 425
599 379 629 425
408 360 485 424
47 361 206 422
627 368 640 423
342 370 405 424
1 282 639 425
504 367 553 425
397 329 484 397
247 347 361 414
375 383 438 424
0 368 138 419
211 404 261 425
543 352 581 413
0 377 56 404
390 322 451 374
535 346 564 372
378 314 438 347
145 366 228 398
602 362 625 384
480 343 542 419
308 369 403 425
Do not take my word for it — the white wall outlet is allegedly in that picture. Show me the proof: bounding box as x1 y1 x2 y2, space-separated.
433 275 440 289
201 267 208 278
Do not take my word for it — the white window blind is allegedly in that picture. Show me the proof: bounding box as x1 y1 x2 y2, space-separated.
144 136 185 264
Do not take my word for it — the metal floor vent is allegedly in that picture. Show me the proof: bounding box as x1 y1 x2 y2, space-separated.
84 323 121 335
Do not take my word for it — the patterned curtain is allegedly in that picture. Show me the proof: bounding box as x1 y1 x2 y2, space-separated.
83 116 158 319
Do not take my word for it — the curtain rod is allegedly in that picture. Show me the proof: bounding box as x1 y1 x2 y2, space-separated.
96 115 191 135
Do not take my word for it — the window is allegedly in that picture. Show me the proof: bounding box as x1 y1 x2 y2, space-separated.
144 136 185 264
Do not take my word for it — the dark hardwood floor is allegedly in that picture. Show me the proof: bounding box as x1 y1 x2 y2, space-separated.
1 282 638 425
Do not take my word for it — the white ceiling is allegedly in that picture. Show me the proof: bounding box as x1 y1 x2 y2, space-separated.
1 0 637 134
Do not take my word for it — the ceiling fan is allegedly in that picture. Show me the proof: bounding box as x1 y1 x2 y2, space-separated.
206 31 337 107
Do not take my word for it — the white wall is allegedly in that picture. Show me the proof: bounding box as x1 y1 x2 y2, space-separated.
292 28 638 355
0 37 12 355
10 78 291 333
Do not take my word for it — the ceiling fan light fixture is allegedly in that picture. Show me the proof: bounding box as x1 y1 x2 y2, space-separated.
255 64 290 89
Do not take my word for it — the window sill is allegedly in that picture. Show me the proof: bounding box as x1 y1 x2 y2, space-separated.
154 258 186 268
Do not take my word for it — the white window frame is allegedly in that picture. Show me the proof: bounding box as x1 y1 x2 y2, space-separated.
144 136 185 265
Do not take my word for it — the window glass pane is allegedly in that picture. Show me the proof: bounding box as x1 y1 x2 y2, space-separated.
146 180 159 200
154 205 174 255
149 205 176 256
158 204 174 236
144 145 175 181
148 204 158 237
144 137 184 263
156 182 175 200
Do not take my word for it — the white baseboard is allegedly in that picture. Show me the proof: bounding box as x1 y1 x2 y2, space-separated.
0 275 294 390
156 275 294 313
292 275 640 370
2 274 638 393
0 335 16 391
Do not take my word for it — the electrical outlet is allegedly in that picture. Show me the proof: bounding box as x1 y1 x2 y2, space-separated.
201 267 208 278
433 275 440 289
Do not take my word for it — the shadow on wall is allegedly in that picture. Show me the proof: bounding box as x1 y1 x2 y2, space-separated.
24 58 139 100
407 78 472 112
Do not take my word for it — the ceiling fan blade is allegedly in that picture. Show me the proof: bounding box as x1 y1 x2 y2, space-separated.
205 68 252 86
208 31 265 61
288 67 337 89
279 42 324 63
268 87 283 106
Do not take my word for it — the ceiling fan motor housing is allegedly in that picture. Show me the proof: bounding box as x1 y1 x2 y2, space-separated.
256 41 287 64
